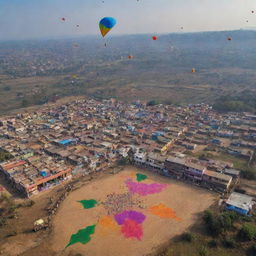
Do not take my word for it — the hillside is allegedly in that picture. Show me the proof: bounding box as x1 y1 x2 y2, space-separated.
0 30 256 113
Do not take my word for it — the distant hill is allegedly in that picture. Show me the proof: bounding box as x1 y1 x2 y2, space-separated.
0 30 255 113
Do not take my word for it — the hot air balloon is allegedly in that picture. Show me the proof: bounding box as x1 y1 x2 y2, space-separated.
152 36 158 40
99 17 117 37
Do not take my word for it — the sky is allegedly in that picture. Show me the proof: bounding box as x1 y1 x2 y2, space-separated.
0 0 256 40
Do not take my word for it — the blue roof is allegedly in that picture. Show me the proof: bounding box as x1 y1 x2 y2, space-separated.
58 139 75 145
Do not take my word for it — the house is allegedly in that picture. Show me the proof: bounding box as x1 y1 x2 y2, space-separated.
184 162 206 181
146 152 165 170
164 157 186 178
202 170 232 192
226 192 254 215
223 168 240 179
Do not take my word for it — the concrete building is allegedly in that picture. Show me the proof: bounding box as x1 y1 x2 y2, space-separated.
226 192 254 215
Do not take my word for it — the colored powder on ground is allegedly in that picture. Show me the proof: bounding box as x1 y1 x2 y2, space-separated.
125 179 168 196
121 219 143 240
97 216 119 236
78 199 98 209
149 203 182 221
114 210 146 225
66 224 96 248
136 173 148 182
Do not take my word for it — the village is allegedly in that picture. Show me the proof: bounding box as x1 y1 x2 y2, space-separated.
0 98 255 216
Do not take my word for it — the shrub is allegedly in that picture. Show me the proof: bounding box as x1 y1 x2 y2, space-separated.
248 244 256 256
0 217 6 227
208 239 217 248
27 200 35 207
238 223 256 241
181 232 195 242
203 210 214 225
222 238 236 248
147 100 159 106
198 246 208 256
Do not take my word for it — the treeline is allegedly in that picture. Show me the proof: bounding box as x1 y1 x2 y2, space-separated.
213 90 256 113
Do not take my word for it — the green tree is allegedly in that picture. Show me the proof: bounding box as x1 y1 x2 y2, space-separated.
238 223 256 241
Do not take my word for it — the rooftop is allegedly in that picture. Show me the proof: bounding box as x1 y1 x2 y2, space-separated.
226 192 254 211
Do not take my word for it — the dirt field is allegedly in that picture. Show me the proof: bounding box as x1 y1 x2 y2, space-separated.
50 167 217 256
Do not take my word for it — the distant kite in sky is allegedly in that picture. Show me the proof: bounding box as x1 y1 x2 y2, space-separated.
227 37 232 41
152 36 158 40
191 68 196 73
61 17 66 21
128 55 134 60
99 17 117 37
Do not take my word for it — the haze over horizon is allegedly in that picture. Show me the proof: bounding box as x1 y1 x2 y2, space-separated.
0 0 256 40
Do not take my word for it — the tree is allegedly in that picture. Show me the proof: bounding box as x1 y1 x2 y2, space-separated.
238 223 256 241
203 210 222 237
147 100 159 106
181 232 195 242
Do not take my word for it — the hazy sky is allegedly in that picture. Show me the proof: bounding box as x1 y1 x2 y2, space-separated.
0 0 256 40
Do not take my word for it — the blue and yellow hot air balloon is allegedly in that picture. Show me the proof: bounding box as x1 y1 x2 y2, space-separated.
99 17 116 37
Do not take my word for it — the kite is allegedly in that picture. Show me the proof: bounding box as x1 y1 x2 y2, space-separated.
99 17 117 37
128 55 134 59
152 36 158 40
227 37 232 41
191 68 196 73
61 17 66 21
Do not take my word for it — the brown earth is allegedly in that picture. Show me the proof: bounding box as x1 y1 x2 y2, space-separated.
0 167 217 256
50 167 217 256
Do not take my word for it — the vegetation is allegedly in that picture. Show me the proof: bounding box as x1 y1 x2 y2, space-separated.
0 31 256 114
0 194 19 227
213 90 256 113
238 223 256 241
0 150 13 163
117 156 130 165
181 232 196 242
161 208 256 256
147 100 160 106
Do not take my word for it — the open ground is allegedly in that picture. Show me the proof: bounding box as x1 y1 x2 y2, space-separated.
49 167 217 256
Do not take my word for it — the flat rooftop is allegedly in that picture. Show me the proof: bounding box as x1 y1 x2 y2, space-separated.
226 192 254 211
